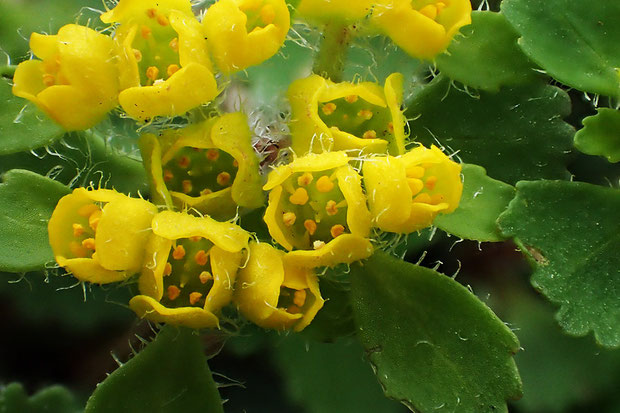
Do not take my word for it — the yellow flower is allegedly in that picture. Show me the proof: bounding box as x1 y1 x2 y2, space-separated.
362 144 463 233
48 188 158 284
295 0 374 24
263 151 374 265
129 210 250 329
371 0 472 60
101 0 217 120
139 112 264 220
203 0 290 74
287 73 406 156
12 24 119 131
234 242 324 331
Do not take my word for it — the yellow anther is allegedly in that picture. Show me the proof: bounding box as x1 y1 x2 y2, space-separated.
164 262 172 276
195 249 209 266
362 130 377 139
287 305 301 314
322 102 337 115
42 73 55 87
206 148 220 161
325 200 338 216
344 95 358 103
169 37 179 52
163 169 174 182
387 122 394 134
330 224 345 238
260 4 275 24
316 175 334 193
200 188 213 196
72 223 85 237
133 49 143 62
304 219 317 235
189 292 203 305
282 212 296 226
77 203 99 217
189 236 202 242
342 114 349 120
166 64 180 77
199 271 213 284
289 187 309 205
157 14 169 26
431 193 445 204
413 193 432 204
425 175 438 191
140 25 152 39
407 178 424 196
313 240 325 250
146 66 159 81
146 8 157 18
357 109 373 120
172 245 186 260
297 172 313 186
232 159 239 168
82 237 96 250
178 155 191 168
419 4 438 19
69 241 87 258
293 289 307 307
167 285 181 300
217 172 231 186
182 179 193 194
406 166 425 179
88 209 102 231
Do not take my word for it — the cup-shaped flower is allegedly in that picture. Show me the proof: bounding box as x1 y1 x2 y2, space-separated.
234 242 324 331
203 0 290 74
12 24 119 131
263 151 373 265
48 188 158 283
371 0 472 60
140 112 264 220
101 0 217 120
363 144 462 233
287 73 406 156
295 0 374 24
129 211 250 329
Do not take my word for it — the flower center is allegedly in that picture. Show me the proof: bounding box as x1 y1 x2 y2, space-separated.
68 203 103 259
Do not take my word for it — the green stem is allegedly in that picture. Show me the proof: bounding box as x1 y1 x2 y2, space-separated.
0 65 17 78
313 22 352 82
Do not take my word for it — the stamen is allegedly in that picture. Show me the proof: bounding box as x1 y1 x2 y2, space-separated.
190 236 202 242
425 176 438 191
293 289 307 307
141 25 152 39
167 285 181 300
316 175 334 193
200 188 213 196
287 305 301 314
133 49 143 62
387 122 394 134
42 73 55 87
72 223 85 237
146 8 157 18
330 224 345 238
182 179 193 194
88 210 102 231
206 149 220 161
164 262 172 276
413 193 432 204
163 169 174 182
69 241 87 258
157 14 169 26
169 37 179 52
325 200 338 216
304 219 317 235
282 212 296 226
321 102 337 115
362 130 377 139
195 250 208 266
172 245 186 260
297 172 313 186
82 238 96 250
431 194 445 204
217 172 231 186
406 166 425 179
166 64 180 77
199 271 212 284
289 187 309 205
407 178 424 195
357 109 373 120
344 95 358 103
232 159 239 168
189 292 203 305
178 155 190 168
146 66 159 81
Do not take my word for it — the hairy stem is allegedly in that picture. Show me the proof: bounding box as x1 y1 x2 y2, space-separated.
313 22 352 82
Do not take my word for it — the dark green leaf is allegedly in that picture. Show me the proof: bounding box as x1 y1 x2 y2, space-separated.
301 278 356 342
0 79 64 155
407 75 574 184
85 326 224 413
436 11 539 91
435 164 515 242
0 169 70 272
574 108 620 163
501 0 620 98
0 382 81 413
498 180 620 348
351 252 522 413
273 335 406 413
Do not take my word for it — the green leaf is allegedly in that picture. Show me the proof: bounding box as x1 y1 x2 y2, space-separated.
407 75 574 184
350 252 522 413
498 180 620 348
273 335 406 413
436 11 539 92
85 326 224 413
301 278 356 342
0 382 81 413
574 108 620 163
501 0 620 98
435 164 515 242
0 79 64 155
0 169 70 272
